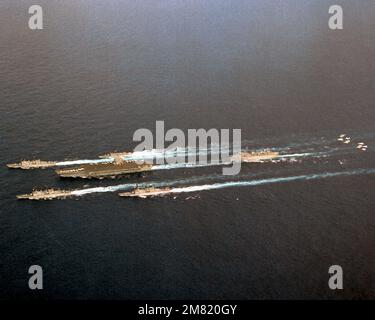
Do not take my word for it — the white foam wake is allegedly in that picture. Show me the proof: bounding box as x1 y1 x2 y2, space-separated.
71 183 137 196
70 173 229 196
64 167 375 198
55 146 229 166
54 148 318 168
131 168 375 197
55 151 308 168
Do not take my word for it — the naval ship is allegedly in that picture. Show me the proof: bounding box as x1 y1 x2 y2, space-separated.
119 187 172 198
7 159 57 169
56 156 153 179
231 150 279 163
17 188 73 200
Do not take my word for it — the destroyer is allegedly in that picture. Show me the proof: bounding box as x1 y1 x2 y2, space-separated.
17 188 72 200
7 159 56 169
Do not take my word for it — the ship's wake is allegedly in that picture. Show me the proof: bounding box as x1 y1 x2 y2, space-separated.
120 168 375 198
20 165 375 200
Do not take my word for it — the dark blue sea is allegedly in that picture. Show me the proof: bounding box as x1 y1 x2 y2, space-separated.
0 0 374 299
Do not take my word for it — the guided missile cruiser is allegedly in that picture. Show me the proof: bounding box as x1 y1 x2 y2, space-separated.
119 187 172 198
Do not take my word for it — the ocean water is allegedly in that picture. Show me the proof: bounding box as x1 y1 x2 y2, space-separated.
0 0 375 299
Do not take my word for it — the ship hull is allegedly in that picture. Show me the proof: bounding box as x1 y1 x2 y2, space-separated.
17 191 73 200
56 162 153 179
7 161 56 169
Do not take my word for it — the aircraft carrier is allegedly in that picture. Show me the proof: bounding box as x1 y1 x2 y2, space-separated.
56 159 153 179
